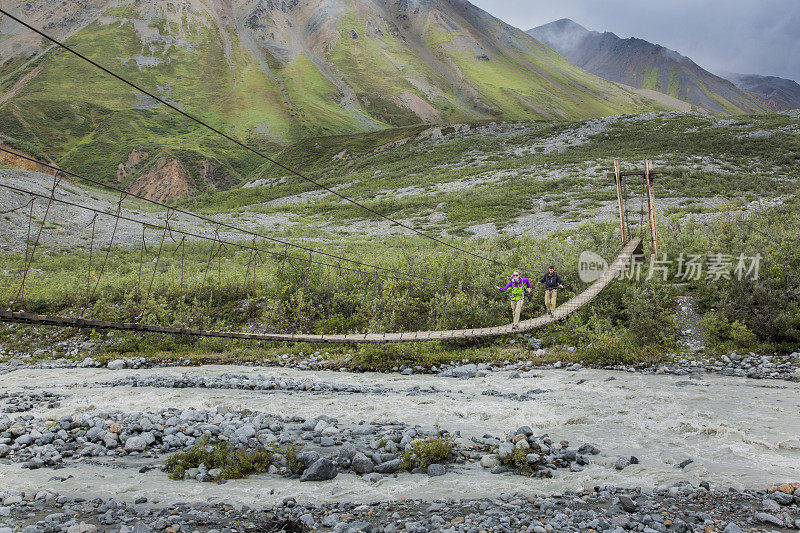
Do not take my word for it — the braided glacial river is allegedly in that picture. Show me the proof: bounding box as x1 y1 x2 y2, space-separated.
1 365 798 505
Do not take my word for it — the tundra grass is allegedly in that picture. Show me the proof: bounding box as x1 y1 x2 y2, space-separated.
179 112 799 232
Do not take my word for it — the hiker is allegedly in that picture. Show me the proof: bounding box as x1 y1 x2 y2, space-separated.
538 265 564 316
496 270 531 328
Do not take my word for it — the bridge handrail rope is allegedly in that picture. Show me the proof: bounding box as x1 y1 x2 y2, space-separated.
86 190 127 309
0 8 518 272
0 181 495 291
11 171 62 308
0 148 496 292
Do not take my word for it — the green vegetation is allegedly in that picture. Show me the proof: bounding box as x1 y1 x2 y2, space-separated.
642 67 662 92
2 192 798 369
0 3 671 194
284 445 303 474
164 438 275 481
667 68 682 99
399 433 455 471
700 312 758 353
175 112 800 235
686 204 800 354
499 447 542 475
1 103 798 367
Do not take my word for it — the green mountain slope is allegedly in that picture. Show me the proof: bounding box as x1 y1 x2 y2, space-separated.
1 1 669 201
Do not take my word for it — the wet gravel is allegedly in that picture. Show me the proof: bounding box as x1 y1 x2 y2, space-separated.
0 391 63 413
1 482 798 532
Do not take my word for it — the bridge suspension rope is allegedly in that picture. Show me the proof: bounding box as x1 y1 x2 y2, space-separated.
0 148 496 291
0 180 499 295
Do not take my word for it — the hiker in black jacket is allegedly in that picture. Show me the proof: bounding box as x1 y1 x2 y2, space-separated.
538 265 564 317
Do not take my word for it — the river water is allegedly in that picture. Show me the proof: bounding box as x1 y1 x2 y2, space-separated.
1 365 798 506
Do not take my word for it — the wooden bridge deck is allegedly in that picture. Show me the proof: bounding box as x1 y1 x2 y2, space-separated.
0 239 641 344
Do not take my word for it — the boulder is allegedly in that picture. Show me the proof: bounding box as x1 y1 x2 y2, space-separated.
85 426 104 442
618 494 638 513
296 451 321 468
754 512 785 527
497 442 515 461
480 454 500 469
770 491 794 506
66 523 98 533
339 442 357 460
438 364 477 379
352 452 374 474
235 425 256 440
300 458 338 482
124 436 147 452
107 359 125 370
427 464 446 477
515 426 534 437
374 458 401 474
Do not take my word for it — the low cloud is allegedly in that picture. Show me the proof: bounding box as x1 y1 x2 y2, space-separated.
471 0 800 81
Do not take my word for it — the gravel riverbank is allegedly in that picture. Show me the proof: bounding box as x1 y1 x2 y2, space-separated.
0 482 798 532
0 362 798 532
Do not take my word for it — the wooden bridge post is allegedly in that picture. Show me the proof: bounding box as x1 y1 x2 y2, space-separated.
613 160 627 244
644 159 658 256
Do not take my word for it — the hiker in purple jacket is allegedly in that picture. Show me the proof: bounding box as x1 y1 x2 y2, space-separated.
496 270 531 329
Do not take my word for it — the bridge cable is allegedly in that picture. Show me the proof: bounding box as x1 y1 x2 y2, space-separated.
0 181 496 291
0 147 494 291
0 8 516 271
10 171 62 308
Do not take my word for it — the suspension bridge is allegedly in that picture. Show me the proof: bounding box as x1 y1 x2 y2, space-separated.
0 8 656 344
0 239 640 342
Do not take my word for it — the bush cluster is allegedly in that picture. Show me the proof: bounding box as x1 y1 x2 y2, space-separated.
164 438 274 481
399 434 455 471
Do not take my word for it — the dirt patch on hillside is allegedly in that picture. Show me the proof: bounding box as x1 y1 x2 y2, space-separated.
197 159 237 191
0 65 43 107
391 91 441 123
126 156 195 202
0 145 54 174
115 148 149 181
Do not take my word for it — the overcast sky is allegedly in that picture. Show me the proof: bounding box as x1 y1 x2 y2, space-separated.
470 0 800 82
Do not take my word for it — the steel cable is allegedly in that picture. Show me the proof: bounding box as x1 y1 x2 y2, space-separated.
0 181 497 290
0 147 496 291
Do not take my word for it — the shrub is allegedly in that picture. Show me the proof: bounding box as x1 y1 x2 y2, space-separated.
700 311 758 354
164 438 274 481
284 444 303 474
399 434 454 471
498 447 544 475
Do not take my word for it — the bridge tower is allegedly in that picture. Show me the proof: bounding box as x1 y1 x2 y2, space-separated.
610 159 659 257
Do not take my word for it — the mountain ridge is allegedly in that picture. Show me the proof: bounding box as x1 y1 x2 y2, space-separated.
527 18 767 115
720 72 800 110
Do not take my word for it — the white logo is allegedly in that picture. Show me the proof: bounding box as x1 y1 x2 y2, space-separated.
578 251 608 283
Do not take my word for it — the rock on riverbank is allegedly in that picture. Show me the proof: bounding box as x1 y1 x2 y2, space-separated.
0 406 598 483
